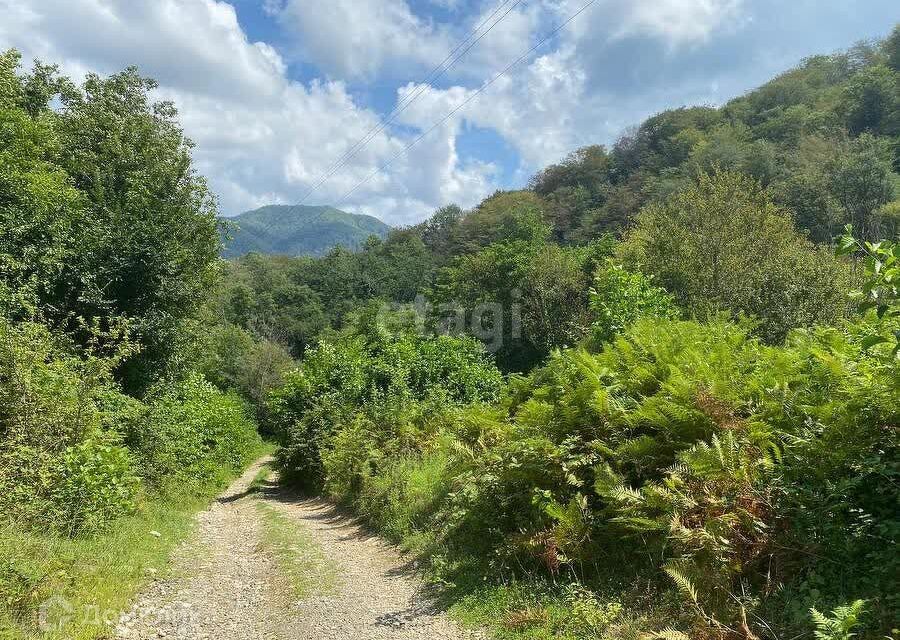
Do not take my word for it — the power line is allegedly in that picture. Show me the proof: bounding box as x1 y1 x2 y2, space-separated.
297 0 524 206
335 0 598 208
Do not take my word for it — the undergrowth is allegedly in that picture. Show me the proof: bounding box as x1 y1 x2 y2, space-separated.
0 439 271 640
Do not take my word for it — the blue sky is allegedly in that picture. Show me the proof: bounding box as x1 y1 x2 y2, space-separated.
1 0 897 224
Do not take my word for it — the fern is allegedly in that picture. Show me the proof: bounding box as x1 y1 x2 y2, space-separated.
663 562 700 605
810 600 867 640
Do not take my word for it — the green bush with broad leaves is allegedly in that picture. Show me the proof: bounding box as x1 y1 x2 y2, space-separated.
268 307 503 490
588 261 678 345
128 373 262 494
838 226 899 355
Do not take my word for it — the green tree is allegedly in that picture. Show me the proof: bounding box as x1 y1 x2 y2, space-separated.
825 134 896 240
886 24 900 72
622 170 851 343
453 190 548 253
53 67 221 391
0 51 83 319
519 244 595 353
419 204 464 263
840 64 899 136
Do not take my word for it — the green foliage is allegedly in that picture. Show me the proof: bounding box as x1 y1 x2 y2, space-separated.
278 310 898 638
0 51 222 393
810 600 867 640
268 312 502 489
197 322 294 423
221 204 391 259
589 262 677 345
0 317 139 535
825 134 897 240
128 373 262 493
453 190 549 253
0 315 262 537
840 63 898 136
48 439 140 537
838 228 900 355
429 234 609 371
622 170 852 343
1 50 264 547
0 51 83 320
524 35 900 245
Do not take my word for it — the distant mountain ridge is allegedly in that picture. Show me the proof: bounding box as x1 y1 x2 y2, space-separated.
220 205 392 258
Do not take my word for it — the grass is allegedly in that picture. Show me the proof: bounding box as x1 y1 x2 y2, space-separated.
247 462 275 494
0 441 274 640
447 579 670 640
255 502 336 600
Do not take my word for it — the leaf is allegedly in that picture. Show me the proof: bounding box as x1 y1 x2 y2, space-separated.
663 564 699 605
860 335 888 350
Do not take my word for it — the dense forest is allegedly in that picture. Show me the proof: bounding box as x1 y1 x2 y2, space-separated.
1 24 899 640
220 204 391 259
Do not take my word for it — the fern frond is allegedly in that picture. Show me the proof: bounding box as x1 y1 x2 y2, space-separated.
650 628 692 640
663 564 699 605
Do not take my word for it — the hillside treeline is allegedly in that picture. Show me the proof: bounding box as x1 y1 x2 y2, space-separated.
217 30 900 640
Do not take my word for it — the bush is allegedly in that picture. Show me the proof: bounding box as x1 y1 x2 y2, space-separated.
269 314 502 490
47 439 139 537
621 170 853 343
128 373 262 494
0 319 140 535
198 322 294 421
589 262 678 345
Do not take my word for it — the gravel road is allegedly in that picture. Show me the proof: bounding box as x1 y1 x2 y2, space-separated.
115 457 481 640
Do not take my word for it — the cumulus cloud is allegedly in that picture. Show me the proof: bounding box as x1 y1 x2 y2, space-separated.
273 0 452 79
0 0 497 222
1 0 893 224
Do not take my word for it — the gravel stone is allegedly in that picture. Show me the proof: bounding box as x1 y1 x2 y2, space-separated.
115 458 481 640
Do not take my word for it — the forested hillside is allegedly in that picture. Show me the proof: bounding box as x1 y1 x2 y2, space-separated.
220 204 391 258
215 30 900 640
1 23 898 640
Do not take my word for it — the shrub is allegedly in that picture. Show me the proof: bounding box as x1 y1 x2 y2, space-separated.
0 318 140 535
269 316 502 490
589 262 678 345
621 170 853 343
47 439 139 537
810 600 867 640
127 373 261 494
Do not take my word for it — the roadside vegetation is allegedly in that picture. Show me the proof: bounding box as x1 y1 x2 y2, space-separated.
1 23 899 640
248 29 899 640
0 51 270 638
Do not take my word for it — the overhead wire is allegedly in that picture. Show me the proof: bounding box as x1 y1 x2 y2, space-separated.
296 0 525 205
334 0 598 208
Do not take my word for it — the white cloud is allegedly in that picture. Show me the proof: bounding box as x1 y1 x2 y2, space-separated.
274 0 452 79
0 0 497 223
551 0 744 46
0 0 287 100
3 0 887 227
390 0 750 175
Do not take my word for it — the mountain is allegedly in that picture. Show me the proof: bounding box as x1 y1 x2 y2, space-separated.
220 205 392 259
